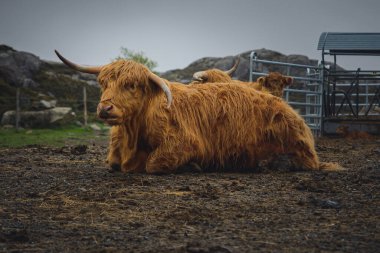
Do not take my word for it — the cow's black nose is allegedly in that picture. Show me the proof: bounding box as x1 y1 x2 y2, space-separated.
99 109 109 119
98 105 113 119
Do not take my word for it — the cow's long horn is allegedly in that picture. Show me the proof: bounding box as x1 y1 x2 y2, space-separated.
225 56 240 76
54 50 102 74
192 71 208 82
148 73 172 108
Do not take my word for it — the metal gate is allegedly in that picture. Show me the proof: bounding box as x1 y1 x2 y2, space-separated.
249 52 323 136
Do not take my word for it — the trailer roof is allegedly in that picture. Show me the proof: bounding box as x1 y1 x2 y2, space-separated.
317 32 380 55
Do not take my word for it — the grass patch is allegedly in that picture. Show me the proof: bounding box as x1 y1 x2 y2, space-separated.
0 125 109 148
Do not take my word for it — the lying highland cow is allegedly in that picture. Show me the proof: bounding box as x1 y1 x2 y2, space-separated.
192 57 240 83
55 50 340 173
192 57 293 98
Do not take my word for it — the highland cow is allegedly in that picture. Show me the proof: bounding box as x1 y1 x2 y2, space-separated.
55 50 341 174
192 57 240 83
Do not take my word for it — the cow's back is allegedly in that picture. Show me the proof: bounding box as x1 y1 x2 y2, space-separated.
162 83 311 170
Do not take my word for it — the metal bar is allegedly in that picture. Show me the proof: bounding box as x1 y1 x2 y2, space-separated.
319 63 325 136
365 86 380 115
333 103 380 106
334 89 356 116
284 89 321 94
332 93 378 97
325 68 333 116
251 59 320 69
249 51 255 82
83 86 88 126
365 83 369 115
355 69 360 117
337 113 380 116
16 88 20 130
250 72 321 82
300 114 322 118
288 102 322 107
334 83 380 87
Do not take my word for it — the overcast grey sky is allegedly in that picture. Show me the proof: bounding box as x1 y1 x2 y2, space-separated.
1 0 379 71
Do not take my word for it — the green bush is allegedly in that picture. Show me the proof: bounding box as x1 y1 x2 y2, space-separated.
115 47 158 70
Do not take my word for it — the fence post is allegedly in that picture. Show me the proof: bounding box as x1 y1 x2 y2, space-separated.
83 86 88 126
16 88 20 130
365 83 369 113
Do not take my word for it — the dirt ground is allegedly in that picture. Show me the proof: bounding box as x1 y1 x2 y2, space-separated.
0 135 379 253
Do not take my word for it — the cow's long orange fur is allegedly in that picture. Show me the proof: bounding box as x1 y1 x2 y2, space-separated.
99 60 340 173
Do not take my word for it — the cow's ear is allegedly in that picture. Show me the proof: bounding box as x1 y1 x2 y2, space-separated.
284 76 293 86
257 76 266 86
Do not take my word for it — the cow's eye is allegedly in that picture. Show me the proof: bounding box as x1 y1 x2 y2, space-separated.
125 83 137 91
99 82 108 89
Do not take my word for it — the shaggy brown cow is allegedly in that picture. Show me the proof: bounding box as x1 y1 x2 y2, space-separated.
254 73 293 98
55 50 341 173
192 60 292 98
192 57 240 83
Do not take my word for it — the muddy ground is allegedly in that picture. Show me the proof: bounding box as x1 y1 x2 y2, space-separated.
0 136 379 252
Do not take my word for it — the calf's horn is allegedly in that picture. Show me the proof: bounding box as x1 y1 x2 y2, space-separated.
54 50 102 74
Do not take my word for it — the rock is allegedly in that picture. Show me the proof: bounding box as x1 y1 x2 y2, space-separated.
1 107 73 128
49 107 72 123
22 78 38 88
308 196 341 209
2 124 14 129
47 92 56 98
75 120 83 127
70 145 87 155
0 229 29 243
322 200 341 209
39 99 57 109
89 123 101 131
0 45 41 87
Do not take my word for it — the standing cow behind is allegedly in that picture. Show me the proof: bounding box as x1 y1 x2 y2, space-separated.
192 57 293 98
55 50 341 174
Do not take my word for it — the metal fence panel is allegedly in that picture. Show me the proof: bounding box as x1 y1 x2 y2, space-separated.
249 51 323 136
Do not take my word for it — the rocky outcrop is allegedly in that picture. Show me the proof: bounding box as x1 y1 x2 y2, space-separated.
0 45 42 87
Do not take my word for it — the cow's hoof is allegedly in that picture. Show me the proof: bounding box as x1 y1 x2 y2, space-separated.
108 163 121 173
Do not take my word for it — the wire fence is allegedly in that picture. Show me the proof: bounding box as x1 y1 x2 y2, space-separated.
0 87 100 129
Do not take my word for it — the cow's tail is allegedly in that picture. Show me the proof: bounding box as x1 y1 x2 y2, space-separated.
319 162 345 171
